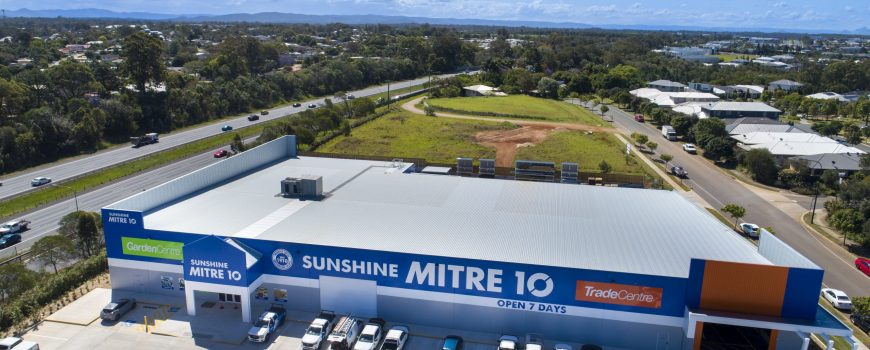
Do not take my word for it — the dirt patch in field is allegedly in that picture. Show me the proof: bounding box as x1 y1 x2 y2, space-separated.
476 126 562 167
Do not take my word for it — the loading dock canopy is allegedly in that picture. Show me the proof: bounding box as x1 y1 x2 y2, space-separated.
686 305 851 339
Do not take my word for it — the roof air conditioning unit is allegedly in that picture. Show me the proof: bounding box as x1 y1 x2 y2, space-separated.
280 175 323 200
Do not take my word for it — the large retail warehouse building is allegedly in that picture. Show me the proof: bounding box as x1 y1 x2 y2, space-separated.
103 136 851 349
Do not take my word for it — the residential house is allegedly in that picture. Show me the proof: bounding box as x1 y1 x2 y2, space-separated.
701 102 782 119
629 88 719 108
733 85 764 99
806 92 849 103
725 117 813 135
768 80 804 92
646 80 687 92
794 153 866 176
688 82 713 93
732 132 865 164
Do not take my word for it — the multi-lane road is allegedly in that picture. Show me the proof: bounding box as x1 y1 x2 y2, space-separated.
578 101 870 297
0 74 459 202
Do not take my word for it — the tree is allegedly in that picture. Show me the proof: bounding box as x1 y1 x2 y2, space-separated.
844 124 863 145
660 154 673 165
598 160 612 174
721 204 746 227
861 154 870 170
230 133 246 154
0 262 37 302
741 149 779 185
812 121 844 137
537 77 560 99
829 209 863 235
122 32 165 94
58 211 103 258
30 235 76 274
600 104 610 115
691 118 727 149
854 296 870 316
631 132 648 146
702 137 735 162
646 141 658 153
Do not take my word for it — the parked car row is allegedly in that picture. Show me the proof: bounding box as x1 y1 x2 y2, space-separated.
299 312 410 350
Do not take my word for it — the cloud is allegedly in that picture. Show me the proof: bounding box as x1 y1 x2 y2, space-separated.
586 4 617 13
773 1 787 8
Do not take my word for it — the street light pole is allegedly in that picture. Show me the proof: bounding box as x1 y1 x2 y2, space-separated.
805 159 822 225
52 184 79 211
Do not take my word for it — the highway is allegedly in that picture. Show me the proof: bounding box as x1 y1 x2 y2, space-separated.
578 101 870 297
0 73 459 202
0 145 222 260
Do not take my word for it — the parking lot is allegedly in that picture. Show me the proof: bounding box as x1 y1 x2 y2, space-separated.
19 289 617 350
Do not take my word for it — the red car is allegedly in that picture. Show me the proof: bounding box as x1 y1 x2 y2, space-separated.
857 258 870 277
213 149 228 158
634 114 645 122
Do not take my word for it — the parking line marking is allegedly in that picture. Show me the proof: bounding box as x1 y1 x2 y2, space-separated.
29 334 68 341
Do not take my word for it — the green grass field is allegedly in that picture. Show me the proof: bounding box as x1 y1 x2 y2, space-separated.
426 95 607 126
317 110 514 163
514 131 645 174
716 52 758 62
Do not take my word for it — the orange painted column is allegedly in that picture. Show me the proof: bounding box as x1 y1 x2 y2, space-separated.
693 321 704 350
768 330 779 350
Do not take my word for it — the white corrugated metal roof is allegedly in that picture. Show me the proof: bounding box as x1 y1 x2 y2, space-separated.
144 156 771 278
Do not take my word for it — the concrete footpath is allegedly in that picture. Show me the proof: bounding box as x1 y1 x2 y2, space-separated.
45 288 112 326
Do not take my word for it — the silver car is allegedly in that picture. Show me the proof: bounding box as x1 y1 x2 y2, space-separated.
101 298 136 321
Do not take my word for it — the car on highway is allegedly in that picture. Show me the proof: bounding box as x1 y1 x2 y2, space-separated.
293 103 302 107
553 345 572 350
347 94 356 99
851 313 870 332
260 110 269 115
670 166 688 178
247 115 260 121
380 326 409 350
221 125 233 132
213 149 229 158
30 177 51 187
0 234 21 249
682 143 697 154
739 223 760 238
100 298 136 321
497 335 519 350
821 288 852 311
308 104 318 109
634 114 644 122
441 336 463 350
856 258 870 277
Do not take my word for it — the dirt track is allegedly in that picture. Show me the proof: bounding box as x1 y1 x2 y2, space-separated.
401 97 613 166
401 97 613 132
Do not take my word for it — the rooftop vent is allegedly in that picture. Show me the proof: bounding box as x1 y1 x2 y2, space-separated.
280 175 323 200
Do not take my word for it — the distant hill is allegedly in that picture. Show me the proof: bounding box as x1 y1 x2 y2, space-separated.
6 8 869 35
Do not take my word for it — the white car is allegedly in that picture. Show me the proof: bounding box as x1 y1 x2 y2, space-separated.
822 288 852 311
355 323 383 350
31 177 52 187
739 223 760 238
682 143 697 154
380 326 409 350
554 345 573 350
498 335 519 350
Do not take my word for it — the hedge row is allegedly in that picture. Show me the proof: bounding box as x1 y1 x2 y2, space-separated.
0 251 108 333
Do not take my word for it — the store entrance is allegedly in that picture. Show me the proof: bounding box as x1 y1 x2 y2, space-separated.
700 323 773 350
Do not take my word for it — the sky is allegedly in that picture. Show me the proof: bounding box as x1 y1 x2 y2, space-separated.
9 0 870 31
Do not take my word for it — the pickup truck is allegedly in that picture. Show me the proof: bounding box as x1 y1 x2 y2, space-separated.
354 318 385 350
0 337 39 350
0 219 29 235
301 311 337 349
130 133 159 148
247 304 286 342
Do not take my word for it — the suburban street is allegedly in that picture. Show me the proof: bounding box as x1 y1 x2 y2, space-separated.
0 73 461 202
579 101 870 297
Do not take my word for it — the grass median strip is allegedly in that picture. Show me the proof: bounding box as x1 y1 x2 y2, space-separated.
0 120 279 219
